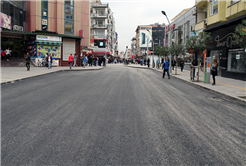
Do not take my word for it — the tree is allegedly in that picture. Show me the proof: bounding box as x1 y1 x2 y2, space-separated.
185 32 212 81
169 43 186 74
233 19 246 49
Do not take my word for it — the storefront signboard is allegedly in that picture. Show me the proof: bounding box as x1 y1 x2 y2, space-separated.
1 33 22 38
36 35 61 41
0 12 11 30
13 25 23 31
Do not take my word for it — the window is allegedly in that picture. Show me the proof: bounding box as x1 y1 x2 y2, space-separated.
65 20 73 33
19 10 23 21
15 7 19 20
65 0 74 6
227 49 246 73
210 0 218 16
1 1 3 13
64 0 74 34
41 0 48 9
231 0 240 5
3 2 9 15
10 4 14 17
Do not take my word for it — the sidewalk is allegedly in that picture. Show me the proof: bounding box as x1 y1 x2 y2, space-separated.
127 64 246 104
1 65 104 84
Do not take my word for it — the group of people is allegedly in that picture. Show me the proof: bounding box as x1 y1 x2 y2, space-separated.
1 47 11 61
68 54 106 69
162 56 218 85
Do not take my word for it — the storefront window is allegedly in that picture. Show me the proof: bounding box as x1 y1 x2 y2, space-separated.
210 0 218 16
210 50 222 76
227 48 246 73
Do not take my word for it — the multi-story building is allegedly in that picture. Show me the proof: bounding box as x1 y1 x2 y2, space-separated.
1 0 90 66
131 37 137 58
151 23 165 51
165 7 196 48
1 0 27 58
135 25 152 59
196 0 246 80
90 0 116 59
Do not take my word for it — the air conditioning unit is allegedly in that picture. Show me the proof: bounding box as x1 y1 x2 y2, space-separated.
204 19 207 25
192 8 196 15
191 25 195 32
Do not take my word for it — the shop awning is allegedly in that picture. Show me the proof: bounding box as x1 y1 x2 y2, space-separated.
36 40 62 45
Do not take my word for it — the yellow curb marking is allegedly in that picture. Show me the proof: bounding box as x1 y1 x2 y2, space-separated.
176 71 246 91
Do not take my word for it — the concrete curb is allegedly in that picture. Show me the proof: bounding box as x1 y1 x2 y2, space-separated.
1 67 105 85
126 65 246 105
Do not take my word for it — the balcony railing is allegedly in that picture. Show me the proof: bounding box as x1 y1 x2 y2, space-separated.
91 24 107 29
91 3 108 8
91 13 108 18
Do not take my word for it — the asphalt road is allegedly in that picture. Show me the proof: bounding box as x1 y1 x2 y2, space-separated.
1 64 246 165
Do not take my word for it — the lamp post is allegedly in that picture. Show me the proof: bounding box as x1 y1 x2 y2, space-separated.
161 10 172 74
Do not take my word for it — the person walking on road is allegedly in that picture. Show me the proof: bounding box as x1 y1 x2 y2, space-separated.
69 54 74 70
46 53 53 69
171 58 176 70
211 58 218 85
162 58 170 79
73 53 78 67
24 52 31 71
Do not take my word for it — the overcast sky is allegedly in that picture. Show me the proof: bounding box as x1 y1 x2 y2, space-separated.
100 0 195 53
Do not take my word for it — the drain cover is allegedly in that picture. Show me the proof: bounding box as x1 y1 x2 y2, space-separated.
212 97 225 101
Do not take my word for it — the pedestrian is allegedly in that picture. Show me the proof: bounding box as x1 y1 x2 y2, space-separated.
83 55 87 68
162 57 170 79
211 58 218 85
80 52 83 66
69 54 74 69
171 58 176 70
102 56 106 67
46 53 53 69
24 52 31 71
5 47 11 61
73 53 78 67
147 58 150 68
191 57 198 80
180 58 184 72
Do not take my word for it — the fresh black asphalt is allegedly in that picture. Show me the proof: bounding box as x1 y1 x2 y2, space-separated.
1 64 245 165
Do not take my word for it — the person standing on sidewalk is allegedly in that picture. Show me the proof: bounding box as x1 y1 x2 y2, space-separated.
83 55 87 68
211 58 218 85
5 47 11 61
147 58 150 68
180 58 184 72
73 53 78 67
162 57 170 79
46 53 52 69
24 52 30 71
191 57 198 80
171 58 176 70
69 54 74 69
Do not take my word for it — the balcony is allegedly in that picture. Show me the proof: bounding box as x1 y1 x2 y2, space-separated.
91 13 108 18
226 1 246 20
91 3 108 8
91 24 107 29
196 0 208 10
195 20 207 31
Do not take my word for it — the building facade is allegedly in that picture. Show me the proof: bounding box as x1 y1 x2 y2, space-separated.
90 0 116 59
196 0 246 80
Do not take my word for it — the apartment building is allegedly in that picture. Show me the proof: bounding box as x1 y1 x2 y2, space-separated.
90 0 116 59
195 0 246 81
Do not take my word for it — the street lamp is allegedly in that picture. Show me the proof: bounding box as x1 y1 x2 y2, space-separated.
161 10 172 74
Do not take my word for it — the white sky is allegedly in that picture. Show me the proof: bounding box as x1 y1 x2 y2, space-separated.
101 0 196 53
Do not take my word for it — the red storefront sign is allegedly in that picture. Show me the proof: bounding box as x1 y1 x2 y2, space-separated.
165 24 175 33
79 30 84 38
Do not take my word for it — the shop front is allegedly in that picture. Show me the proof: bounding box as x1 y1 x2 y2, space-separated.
204 15 246 81
35 35 62 66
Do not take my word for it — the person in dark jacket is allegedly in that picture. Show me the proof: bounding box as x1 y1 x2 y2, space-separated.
180 58 184 72
46 53 53 69
211 58 218 85
171 58 176 70
162 58 170 79
147 58 150 68
191 57 198 80
24 52 31 71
